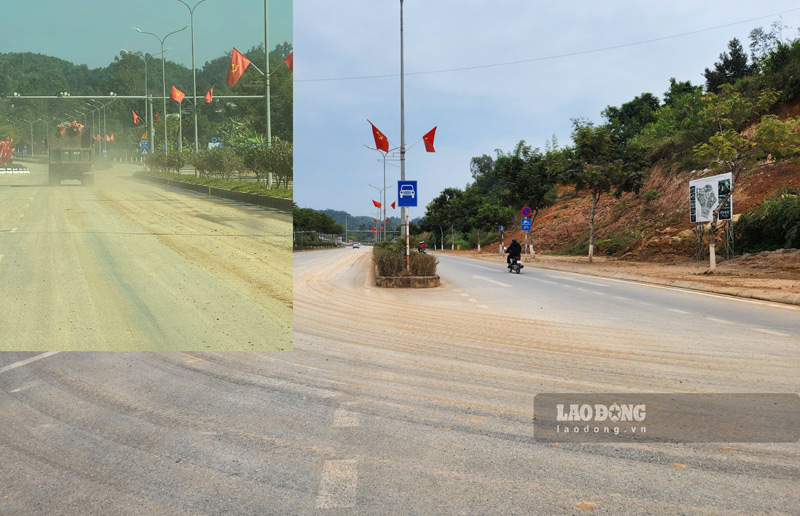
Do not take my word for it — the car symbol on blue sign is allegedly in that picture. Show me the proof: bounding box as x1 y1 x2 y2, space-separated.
397 180 418 207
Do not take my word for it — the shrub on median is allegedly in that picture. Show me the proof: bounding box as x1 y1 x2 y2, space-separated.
373 239 437 277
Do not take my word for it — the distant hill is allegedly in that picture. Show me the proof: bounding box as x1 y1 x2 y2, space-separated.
0 43 291 148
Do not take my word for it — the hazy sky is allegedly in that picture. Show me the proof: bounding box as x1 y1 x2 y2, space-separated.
1 0 292 68
294 1 800 216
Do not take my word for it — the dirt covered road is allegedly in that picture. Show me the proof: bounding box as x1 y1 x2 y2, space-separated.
0 164 291 350
292 247 799 514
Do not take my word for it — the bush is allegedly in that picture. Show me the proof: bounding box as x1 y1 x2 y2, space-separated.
642 189 658 203
735 189 800 252
373 239 437 277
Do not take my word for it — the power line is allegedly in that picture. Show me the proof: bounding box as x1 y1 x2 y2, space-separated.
297 8 800 83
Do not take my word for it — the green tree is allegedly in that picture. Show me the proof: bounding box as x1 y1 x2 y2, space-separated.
564 119 645 262
704 38 753 92
423 188 464 250
663 78 702 107
602 92 660 146
493 141 559 225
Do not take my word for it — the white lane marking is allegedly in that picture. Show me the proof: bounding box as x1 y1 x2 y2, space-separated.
459 293 469 297
333 408 360 428
0 254 3 266
667 308 691 315
316 460 359 509
478 304 489 309
565 278 609 287
531 278 559 285
758 329 792 338
471 275 511 287
0 352 60 375
468 298 478 303
538 266 800 311
614 296 628 300
10 228 17 233
707 317 733 325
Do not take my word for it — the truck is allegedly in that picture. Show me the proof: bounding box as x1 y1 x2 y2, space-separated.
49 121 94 186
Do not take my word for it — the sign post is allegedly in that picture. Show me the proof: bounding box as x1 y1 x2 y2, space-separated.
520 206 532 262
498 225 504 256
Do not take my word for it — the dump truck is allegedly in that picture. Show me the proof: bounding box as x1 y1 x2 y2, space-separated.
49 121 94 185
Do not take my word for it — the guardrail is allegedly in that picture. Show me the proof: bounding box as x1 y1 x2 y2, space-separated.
138 174 292 212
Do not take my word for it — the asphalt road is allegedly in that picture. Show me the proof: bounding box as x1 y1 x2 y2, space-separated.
0 163 291 351
1 246 798 515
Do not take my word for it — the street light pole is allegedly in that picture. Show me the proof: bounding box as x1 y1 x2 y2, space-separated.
135 26 187 154
122 49 152 152
264 0 272 145
176 0 207 154
399 0 406 244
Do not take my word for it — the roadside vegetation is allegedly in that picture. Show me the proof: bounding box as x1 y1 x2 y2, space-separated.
293 205 343 248
418 22 800 261
134 169 292 199
373 239 437 277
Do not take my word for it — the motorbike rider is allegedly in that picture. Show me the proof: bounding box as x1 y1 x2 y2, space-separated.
418 240 427 253
506 238 522 266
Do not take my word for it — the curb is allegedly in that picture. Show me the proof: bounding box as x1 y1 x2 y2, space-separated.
136 174 292 212
375 275 441 288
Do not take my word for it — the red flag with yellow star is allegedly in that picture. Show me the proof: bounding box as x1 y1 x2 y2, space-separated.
171 85 185 103
368 120 389 152
423 126 437 152
226 47 251 87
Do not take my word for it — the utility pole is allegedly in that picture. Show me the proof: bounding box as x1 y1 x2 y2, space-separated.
264 0 272 145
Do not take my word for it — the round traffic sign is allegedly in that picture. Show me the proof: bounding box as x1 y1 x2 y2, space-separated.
521 206 532 217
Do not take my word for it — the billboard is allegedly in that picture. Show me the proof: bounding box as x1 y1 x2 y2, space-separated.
689 172 732 223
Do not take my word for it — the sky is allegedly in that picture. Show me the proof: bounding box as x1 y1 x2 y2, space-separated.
0 0 292 68
294 1 800 217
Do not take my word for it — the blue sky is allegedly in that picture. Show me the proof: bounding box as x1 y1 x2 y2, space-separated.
294 1 800 216
0 0 292 68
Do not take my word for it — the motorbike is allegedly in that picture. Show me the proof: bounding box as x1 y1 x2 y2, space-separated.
508 255 523 274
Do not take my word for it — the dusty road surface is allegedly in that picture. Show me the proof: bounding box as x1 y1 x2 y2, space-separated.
0 163 291 350
0 247 797 515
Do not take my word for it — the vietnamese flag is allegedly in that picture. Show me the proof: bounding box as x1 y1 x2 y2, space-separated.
171 85 185 103
283 52 293 72
132 110 140 125
372 199 381 208
154 112 160 121
226 47 251 87
385 218 389 223
110 133 114 142
105 135 111 142
368 120 389 152
423 126 437 152
205 87 213 103
391 201 396 210
373 218 378 223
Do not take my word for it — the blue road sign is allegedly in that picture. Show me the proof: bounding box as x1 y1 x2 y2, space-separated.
140 139 149 153
102 148 107 157
211 136 218 143
498 225 503 232
397 180 418 207
521 217 531 231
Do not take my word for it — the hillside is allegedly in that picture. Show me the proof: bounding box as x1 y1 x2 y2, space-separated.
511 159 800 261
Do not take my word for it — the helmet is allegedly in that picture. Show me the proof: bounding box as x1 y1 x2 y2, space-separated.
512 238 517 243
